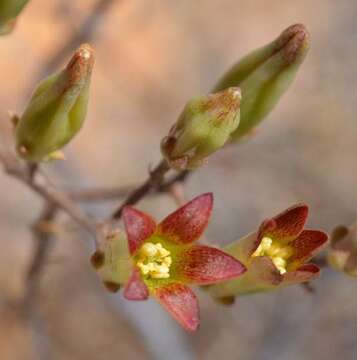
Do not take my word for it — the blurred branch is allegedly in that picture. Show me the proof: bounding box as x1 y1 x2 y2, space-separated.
0 146 97 238
67 170 191 202
160 169 191 190
68 184 135 202
21 204 57 316
111 159 170 219
30 0 116 87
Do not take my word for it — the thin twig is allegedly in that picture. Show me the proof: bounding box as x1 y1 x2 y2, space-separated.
111 159 170 219
0 147 97 237
67 170 191 202
159 169 191 191
21 204 57 316
68 184 135 202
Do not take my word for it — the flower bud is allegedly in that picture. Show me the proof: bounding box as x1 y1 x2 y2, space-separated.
328 225 357 277
161 87 241 170
0 0 29 35
213 24 310 142
15 44 94 162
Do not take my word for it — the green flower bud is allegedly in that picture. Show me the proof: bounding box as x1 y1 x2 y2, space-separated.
15 44 94 162
213 24 310 142
328 225 357 277
161 87 241 170
0 0 29 35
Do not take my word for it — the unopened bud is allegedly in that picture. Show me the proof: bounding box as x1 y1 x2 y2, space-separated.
0 0 29 35
213 24 310 141
161 87 241 170
15 44 94 162
328 225 357 277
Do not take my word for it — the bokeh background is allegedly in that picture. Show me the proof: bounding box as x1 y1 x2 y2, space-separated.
0 0 357 359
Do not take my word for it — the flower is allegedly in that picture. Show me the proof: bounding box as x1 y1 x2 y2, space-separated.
213 24 310 142
161 87 241 170
327 225 357 277
121 193 246 331
208 204 328 299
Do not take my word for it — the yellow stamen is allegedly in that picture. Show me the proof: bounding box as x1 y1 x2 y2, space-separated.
252 236 292 274
137 242 172 279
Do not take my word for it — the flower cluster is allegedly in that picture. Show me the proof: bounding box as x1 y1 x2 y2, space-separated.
92 199 329 330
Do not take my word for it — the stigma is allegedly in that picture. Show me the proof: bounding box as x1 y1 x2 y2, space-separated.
137 242 172 279
252 237 292 274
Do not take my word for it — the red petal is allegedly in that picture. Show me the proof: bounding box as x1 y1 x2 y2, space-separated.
263 204 308 242
290 230 328 262
175 245 246 284
123 269 149 300
282 263 320 285
122 206 157 255
154 283 199 332
157 193 213 244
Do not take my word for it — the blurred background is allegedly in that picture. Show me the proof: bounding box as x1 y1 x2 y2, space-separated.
0 0 357 359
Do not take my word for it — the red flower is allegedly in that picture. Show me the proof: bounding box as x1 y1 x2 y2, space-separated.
209 204 328 298
122 193 246 331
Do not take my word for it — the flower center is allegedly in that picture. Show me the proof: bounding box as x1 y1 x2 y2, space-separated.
252 237 292 274
136 242 172 279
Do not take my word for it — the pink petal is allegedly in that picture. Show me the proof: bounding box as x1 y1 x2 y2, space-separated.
157 193 213 244
263 204 309 242
123 206 157 255
123 269 149 300
282 264 320 285
175 245 246 284
154 283 199 332
290 230 328 262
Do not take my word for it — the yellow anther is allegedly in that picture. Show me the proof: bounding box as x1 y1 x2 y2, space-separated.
163 257 172 266
137 242 172 279
252 236 292 274
141 242 159 257
272 257 287 274
253 237 272 256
